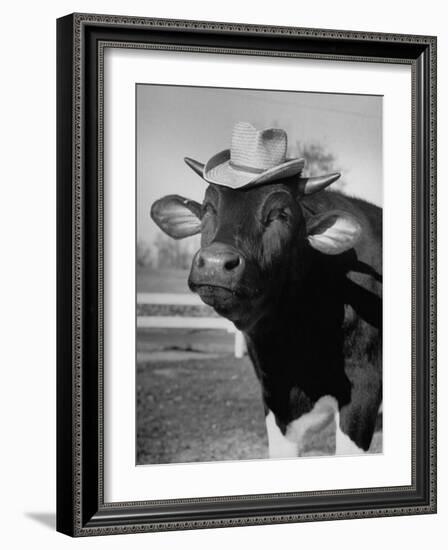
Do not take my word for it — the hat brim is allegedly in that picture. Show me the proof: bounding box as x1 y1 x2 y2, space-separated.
200 150 305 189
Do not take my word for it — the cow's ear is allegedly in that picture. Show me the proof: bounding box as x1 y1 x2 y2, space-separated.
307 210 362 255
151 195 202 239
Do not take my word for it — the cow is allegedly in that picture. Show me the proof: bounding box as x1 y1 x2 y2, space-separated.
150 156 382 458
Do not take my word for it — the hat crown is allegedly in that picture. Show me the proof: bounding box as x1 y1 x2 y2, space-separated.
230 122 287 172
197 121 304 189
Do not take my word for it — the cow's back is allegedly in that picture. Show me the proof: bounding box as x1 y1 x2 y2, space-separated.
302 190 383 449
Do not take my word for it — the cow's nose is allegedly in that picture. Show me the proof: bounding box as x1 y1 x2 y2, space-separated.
193 243 244 278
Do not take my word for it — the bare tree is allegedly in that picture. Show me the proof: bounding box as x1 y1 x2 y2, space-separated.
295 141 346 191
136 240 153 268
154 232 194 269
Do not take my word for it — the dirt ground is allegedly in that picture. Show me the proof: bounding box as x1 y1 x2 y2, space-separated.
136 328 382 465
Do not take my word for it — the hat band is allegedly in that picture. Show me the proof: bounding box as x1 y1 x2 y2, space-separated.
229 160 267 174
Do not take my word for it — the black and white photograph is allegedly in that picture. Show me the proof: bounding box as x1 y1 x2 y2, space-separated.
52 9 437 540
136 84 383 465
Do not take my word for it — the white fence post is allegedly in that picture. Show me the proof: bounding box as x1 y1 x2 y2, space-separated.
234 331 246 359
137 293 246 358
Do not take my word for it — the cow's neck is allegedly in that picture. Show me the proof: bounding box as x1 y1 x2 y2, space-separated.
243 246 351 429
248 245 336 336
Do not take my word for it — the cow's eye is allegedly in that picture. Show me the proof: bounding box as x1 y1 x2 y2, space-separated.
265 207 289 225
202 202 217 217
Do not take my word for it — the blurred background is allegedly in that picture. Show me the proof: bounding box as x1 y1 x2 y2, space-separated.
136 84 383 465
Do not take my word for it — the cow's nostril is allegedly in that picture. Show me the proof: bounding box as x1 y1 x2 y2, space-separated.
196 254 205 269
224 255 240 271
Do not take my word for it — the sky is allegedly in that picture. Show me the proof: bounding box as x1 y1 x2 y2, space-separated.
137 84 382 244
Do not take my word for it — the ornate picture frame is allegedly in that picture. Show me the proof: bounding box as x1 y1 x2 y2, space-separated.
57 13 436 536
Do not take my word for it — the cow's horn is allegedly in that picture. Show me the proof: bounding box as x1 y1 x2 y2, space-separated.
184 157 205 178
298 172 341 196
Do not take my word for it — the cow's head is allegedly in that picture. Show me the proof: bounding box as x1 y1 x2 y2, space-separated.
151 159 361 330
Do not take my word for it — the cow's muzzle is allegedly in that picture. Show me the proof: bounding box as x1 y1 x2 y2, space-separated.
189 243 245 289
188 242 253 311
189 243 264 328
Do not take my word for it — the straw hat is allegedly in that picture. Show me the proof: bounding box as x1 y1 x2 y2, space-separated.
186 121 305 189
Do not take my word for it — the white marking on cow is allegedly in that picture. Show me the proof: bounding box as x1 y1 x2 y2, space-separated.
266 396 338 458
265 411 299 458
334 411 366 456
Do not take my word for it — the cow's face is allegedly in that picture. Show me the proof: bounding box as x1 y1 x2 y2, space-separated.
151 179 361 330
